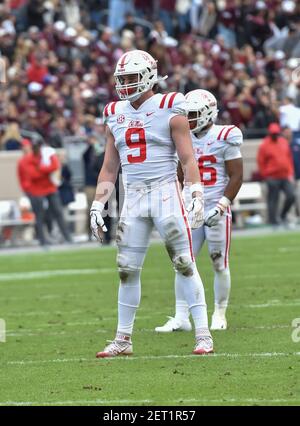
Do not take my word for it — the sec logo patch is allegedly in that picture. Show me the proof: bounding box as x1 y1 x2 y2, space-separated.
117 114 125 124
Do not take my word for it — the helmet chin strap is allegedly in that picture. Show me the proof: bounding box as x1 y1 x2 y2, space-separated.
129 91 143 102
157 75 168 83
194 122 213 138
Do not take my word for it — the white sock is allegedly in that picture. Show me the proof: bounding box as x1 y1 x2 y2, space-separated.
213 305 227 319
117 271 141 336
195 328 212 340
176 264 209 330
214 269 231 314
175 278 189 322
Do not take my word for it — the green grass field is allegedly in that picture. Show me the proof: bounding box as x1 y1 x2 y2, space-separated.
0 232 299 406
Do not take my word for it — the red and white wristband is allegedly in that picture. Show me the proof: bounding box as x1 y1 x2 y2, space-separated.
189 183 203 196
91 200 105 213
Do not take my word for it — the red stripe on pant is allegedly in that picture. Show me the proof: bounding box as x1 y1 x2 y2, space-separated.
224 207 231 269
175 181 194 262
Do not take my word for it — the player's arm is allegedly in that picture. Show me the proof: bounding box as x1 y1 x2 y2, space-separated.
170 114 204 228
94 126 120 203
224 158 243 202
90 126 120 241
171 115 201 192
177 162 184 190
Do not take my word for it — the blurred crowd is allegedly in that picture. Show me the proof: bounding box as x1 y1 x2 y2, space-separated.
0 0 300 152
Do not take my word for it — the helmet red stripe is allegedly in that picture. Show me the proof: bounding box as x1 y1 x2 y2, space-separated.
168 92 177 108
119 53 128 69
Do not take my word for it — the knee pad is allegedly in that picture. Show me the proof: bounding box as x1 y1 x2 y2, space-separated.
210 251 225 272
117 253 141 282
173 254 194 277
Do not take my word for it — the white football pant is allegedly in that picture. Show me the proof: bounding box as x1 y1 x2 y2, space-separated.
175 207 232 321
115 180 209 336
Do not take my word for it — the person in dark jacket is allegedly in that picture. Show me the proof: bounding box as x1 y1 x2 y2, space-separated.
289 130 300 220
59 164 75 207
83 136 120 243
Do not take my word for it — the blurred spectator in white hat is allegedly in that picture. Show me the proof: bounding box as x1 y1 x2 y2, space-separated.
280 97 300 132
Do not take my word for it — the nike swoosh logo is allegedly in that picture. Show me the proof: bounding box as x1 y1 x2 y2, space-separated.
162 196 172 202
146 112 155 116
207 141 215 146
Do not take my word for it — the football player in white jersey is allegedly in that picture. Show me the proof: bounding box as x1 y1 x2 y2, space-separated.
155 89 243 332
90 50 214 357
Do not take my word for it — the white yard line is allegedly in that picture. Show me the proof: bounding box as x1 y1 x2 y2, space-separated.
5 309 89 317
278 247 300 253
3 298 300 319
5 324 290 338
243 272 299 280
0 269 114 282
243 273 300 279
0 397 299 406
242 301 300 308
3 352 300 366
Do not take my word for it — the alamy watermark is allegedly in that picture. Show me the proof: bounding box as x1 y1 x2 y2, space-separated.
291 318 300 343
97 178 194 219
0 319 6 343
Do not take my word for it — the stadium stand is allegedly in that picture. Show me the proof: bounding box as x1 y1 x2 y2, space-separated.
0 0 300 244
0 0 300 146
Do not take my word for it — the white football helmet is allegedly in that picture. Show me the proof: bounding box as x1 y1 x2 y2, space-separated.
114 50 159 102
185 89 218 133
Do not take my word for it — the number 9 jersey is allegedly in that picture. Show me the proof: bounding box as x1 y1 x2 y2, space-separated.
103 92 186 186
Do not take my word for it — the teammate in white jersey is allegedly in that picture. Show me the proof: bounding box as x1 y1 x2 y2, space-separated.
90 50 214 356
155 89 243 332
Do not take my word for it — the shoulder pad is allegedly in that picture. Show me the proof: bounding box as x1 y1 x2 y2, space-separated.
103 102 118 120
217 126 243 146
159 92 186 112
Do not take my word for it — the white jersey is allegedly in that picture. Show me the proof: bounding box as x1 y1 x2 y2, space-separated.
103 92 186 186
184 124 243 206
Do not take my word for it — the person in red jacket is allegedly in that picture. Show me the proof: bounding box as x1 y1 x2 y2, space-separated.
18 139 33 195
27 53 49 84
257 123 295 226
18 138 72 245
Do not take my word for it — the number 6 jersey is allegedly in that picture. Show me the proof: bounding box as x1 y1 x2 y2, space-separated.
186 124 243 207
103 92 186 186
